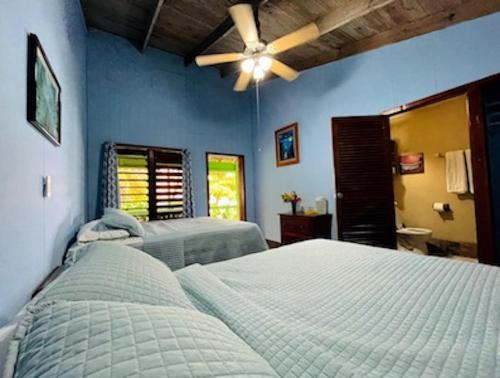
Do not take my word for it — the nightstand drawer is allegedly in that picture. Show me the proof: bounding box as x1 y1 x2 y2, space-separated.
281 216 312 236
279 213 332 245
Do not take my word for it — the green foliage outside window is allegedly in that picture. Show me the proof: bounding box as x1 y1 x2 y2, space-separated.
118 154 149 221
208 157 241 221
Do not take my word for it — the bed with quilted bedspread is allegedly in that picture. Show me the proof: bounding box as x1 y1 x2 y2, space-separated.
3 239 499 377
176 239 500 378
69 217 269 271
2 242 277 378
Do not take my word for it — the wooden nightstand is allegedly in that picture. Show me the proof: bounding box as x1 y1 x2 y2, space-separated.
279 213 332 245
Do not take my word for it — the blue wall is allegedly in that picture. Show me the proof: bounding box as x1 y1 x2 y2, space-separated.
86 30 256 222
255 13 500 242
0 0 87 325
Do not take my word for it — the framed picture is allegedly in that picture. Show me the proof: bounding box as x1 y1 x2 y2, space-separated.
399 152 424 174
275 123 300 167
27 34 61 146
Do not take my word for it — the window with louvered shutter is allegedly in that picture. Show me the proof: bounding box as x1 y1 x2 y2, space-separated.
116 145 185 221
117 151 150 221
153 151 184 220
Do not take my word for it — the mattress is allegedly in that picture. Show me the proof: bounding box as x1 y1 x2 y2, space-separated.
176 239 500 378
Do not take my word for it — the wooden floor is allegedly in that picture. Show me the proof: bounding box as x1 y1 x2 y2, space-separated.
399 247 478 263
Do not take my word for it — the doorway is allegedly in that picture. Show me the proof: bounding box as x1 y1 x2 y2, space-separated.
206 153 246 221
332 73 500 265
390 95 477 260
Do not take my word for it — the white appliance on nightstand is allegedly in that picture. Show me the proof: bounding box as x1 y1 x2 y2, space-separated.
315 197 328 215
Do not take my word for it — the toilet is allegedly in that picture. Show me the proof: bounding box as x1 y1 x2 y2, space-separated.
396 227 433 254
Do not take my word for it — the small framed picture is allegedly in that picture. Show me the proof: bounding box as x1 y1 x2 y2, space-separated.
275 123 300 167
27 34 61 146
399 152 424 174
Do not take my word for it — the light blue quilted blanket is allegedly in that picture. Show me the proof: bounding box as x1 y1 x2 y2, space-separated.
5 301 278 378
141 217 268 270
176 239 500 378
36 241 195 310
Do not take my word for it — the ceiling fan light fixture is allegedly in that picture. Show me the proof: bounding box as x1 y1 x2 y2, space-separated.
258 56 272 71
253 65 265 81
241 58 255 73
197 2 320 91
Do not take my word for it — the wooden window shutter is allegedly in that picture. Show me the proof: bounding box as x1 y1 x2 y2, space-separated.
152 150 184 220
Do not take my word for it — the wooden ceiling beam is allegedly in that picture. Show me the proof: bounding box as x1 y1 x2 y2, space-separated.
184 15 236 66
142 0 166 52
184 0 267 66
315 0 396 36
337 0 500 61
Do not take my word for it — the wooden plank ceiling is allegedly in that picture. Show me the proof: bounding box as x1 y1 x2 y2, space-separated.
81 0 500 75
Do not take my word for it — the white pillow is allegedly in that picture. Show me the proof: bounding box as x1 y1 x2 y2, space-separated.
77 220 130 243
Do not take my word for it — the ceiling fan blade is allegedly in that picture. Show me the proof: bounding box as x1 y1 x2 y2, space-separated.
229 4 259 49
270 59 299 81
267 23 320 55
234 71 252 92
195 53 244 66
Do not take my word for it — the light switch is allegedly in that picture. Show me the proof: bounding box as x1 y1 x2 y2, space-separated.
43 176 52 198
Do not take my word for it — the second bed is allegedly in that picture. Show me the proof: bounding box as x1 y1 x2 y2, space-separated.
70 216 268 270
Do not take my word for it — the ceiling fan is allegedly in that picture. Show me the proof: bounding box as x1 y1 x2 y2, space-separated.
195 3 320 91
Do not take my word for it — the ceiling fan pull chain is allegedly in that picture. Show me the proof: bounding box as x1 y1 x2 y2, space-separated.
256 80 260 132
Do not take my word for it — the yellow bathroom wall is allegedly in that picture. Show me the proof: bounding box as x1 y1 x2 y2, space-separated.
390 95 477 244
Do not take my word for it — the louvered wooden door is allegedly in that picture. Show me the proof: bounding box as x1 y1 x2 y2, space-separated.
332 116 396 249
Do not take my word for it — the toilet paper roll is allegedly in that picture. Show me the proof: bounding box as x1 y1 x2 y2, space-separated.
433 202 450 212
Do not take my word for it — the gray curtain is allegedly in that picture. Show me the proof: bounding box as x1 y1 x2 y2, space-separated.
182 149 195 218
101 142 120 213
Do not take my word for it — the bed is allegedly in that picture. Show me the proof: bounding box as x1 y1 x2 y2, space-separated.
1 242 277 377
3 239 499 377
175 239 500 377
70 216 268 270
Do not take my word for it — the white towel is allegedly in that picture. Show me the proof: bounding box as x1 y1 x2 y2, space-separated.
465 149 474 194
446 150 468 194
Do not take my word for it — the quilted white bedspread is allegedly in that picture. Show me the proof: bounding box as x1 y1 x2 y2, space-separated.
176 239 500 378
6 301 278 378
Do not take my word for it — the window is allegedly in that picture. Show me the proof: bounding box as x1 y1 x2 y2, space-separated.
153 150 184 220
117 145 185 221
117 152 149 221
206 153 246 221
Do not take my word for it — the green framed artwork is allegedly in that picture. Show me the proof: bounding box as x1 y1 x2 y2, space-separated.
27 34 61 146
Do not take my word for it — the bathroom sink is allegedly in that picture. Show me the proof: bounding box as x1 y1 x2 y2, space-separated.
397 227 432 236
